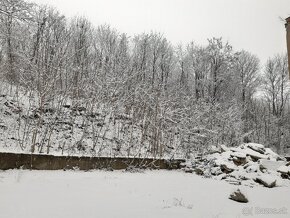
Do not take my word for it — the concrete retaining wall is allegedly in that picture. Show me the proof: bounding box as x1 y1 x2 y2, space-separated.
0 152 185 170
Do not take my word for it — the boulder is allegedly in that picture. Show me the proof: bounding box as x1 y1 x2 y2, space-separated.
259 160 286 172
277 165 290 179
244 162 260 173
246 143 266 154
264 148 284 161
220 162 237 174
255 175 276 188
231 152 246 159
229 189 248 203
233 156 247 166
210 167 222 176
208 145 220 154
277 165 290 175
194 167 204 175
231 152 247 166
243 148 268 161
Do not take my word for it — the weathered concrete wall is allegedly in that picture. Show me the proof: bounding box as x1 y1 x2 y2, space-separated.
0 152 185 170
286 17 290 78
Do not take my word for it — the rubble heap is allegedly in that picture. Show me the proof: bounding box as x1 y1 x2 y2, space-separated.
183 143 290 188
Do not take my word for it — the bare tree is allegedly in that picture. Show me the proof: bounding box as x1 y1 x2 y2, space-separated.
0 0 33 84
263 54 289 117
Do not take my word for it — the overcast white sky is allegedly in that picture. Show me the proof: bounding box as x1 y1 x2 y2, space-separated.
30 0 290 64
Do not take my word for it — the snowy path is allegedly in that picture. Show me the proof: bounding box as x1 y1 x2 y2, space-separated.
0 170 289 218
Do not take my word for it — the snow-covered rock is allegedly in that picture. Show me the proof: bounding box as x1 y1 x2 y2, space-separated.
231 152 247 166
210 167 223 176
230 152 246 159
242 148 268 161
265 148 284 161
246 143 266 154
220 162 238 173
259 160 286 172
207 145 220 154
277 165 290 175
255 175 277 188
220 144 229 152
229 189 248 203
244 162 260 173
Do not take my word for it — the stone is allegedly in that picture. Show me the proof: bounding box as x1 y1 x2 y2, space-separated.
243 162 259 173
277 165 290 174
277 165 290 179
229 189 248 203
184 168 194 173
255 175 276 188
194 167 204 175
264 148 284 161
208 145 220 154
246 143 266 154
231 152 247 159
259 160 286 172
220 162 237 174
232 156 247 166
210 167 222 176
220 144 229 152
231 152 247 166
243 148 268 161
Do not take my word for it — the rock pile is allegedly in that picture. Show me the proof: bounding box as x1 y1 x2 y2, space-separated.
183 143 290 188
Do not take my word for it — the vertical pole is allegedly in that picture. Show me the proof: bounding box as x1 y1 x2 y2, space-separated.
285 17 290 78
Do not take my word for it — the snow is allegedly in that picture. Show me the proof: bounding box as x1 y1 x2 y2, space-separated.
0 170 289 218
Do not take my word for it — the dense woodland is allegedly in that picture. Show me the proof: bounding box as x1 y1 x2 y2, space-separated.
0 0 290 158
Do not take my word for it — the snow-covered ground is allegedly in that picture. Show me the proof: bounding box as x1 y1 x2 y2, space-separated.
0 170 289 218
